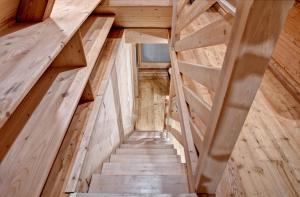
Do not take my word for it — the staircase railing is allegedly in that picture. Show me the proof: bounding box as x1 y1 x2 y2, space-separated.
167 0 293 194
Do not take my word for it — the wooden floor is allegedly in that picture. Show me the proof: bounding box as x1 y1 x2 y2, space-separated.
135 77 169 131
177 6 300 197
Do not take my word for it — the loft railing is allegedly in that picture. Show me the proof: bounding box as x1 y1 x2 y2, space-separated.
167 0 293 194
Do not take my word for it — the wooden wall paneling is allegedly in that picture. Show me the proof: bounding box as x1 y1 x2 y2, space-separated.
111 66 125 143
16 0 56 22
77 75 121 192
115 37 135 135
0 0 103 129
41 102 93 197
51 30 87 67
175 15 233 51
194 0 294 194
94 6 172 28
65 31 122 193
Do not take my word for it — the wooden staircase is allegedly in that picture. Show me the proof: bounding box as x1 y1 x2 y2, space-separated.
72 131 197 197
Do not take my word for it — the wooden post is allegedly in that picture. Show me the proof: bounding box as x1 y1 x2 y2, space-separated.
195 0 294 194
17 0 56 22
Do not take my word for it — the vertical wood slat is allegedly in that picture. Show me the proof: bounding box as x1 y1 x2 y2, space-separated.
194 0 294 194
17 0 56 22
170 49 198 192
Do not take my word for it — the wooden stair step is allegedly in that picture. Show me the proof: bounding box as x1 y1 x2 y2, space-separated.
116 148 177 155
124 140 171 145
101 163 186 175
110 154 181 163
72 193 197 197
89 175 189 194
120 144 174 149
130 131 162 137
0 0 106 129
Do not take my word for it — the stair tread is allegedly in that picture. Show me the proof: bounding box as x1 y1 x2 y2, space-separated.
89 175 189 194
116 148 176 155
110 155 181 163
73 193 197 197
101 163 186 175
120 144 173 149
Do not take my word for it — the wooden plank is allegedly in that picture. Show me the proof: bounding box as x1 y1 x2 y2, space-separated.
110 154 181 163
52 31 87 67
116 148 176 155
89 175 189 193
170 0 178 47
124 28 169 44
72 193 197 197
101 0 173 6
65 31 122 193
183 85 211 125
170 49 198 192
101 163 186 175
17 0 56 22
176 0 216 33
120 144 174 149
178 61 221 91
0 0 103 129
194 0 294 193
175 15 233 51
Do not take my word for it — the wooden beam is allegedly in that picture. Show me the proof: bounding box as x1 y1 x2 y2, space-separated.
101 0 173 6
170 49 197 192
176 0 216 33
170 0 178 47
17 0 56 22
178 61 221 91
194 0 294 194
175 15 233 51
183 85 211 125
124 29 169 44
